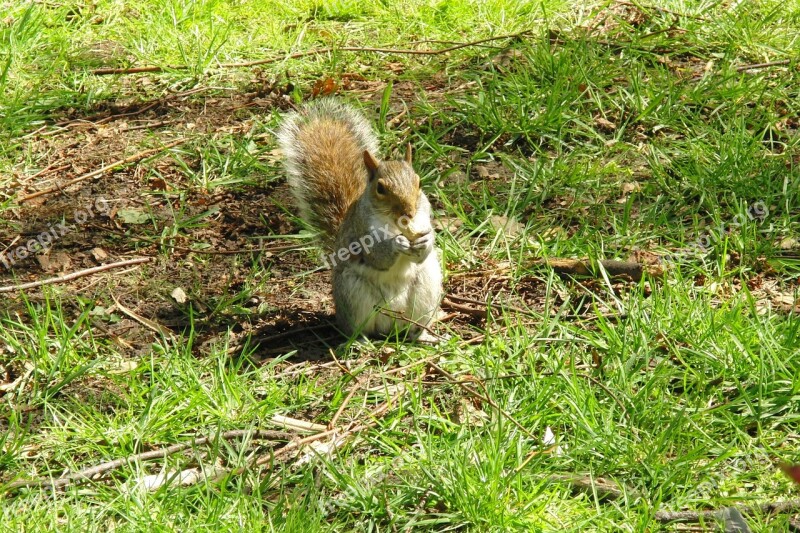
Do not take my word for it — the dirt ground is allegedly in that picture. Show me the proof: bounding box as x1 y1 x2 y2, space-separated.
4 75 796 373
2 79 566 368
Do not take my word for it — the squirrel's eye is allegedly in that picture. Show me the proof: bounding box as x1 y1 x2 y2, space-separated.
376 182 387 196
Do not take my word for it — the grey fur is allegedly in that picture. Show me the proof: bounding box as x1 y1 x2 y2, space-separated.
277 99 379 232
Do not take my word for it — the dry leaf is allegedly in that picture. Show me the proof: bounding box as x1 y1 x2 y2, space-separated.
312 77 338 96
595 116 617 131
385 61 405 74
266 147 284 164
433 216 463 233
117 208 149 225
171 287 187 304
149 177 168 191
456 398 488 427
621 182 641 194
489 215 523 238
37 252 72 273
91 247 109 261
108 360 139 374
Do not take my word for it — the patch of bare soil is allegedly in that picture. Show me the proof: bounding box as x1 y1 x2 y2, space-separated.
1 82 340 362
0 78 489 375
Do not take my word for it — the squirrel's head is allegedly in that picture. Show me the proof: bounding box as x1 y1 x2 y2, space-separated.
364 144 426 237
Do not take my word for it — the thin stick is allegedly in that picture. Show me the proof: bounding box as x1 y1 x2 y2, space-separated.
0 257 151 294
736 59 792 72
615 0 709 21
547 473 636 501
110 292 174 339
444 293 542 320
87 223 301 256
22 164 71 184
18 139 187 202
4 429 292 491
378 309 443 340
328 376 366 429
91 32 531 76
655 498 800 523
539 258 664 282
382 355 440 377
581 373 630 419
247 385 408 470
269 415 328 433
238 323 337 352
442 296 488 318
268 360 343 380
47 87 213 131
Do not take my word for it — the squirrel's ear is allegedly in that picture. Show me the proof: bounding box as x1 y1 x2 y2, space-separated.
364 151 380 175
405 143 412 164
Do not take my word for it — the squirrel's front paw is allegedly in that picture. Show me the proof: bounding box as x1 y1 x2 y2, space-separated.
408 232 434 262
393 234 413 254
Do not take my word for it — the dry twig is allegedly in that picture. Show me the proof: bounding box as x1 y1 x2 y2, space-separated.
0 257 152 294
541 258 664 281
615 0 709 22
655 499 800 523
328 376 367 429
18 139 187 202
4 430 292 491
236 385 409 473
736 59 792 72
110 292 174 338
91 32 531 75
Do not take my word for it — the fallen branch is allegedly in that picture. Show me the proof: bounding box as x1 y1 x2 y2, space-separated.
110 292 174 339
269 360 344 380
655 498 800 523
21 164 71 184
328 376 367 429
166 242 301 255
736 59 792 72
233 384 409 474
17 139 187 202
540 258 664 281
0 257 151 294
91 32 531 76
442 296 489 319
269 414 328 434
88 223 301 256
294 383 412 469
548 473 640 501
41 87 213 134
615 0 710 22
4 429 292 491
444 293 543 320
226 323 339 356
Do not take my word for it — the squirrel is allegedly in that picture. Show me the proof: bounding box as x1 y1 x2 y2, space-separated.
277 99 443 342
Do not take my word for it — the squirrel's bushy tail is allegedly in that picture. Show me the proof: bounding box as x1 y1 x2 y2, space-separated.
277 99 379 245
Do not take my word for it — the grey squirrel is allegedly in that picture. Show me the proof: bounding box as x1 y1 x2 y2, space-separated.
277 99 443 341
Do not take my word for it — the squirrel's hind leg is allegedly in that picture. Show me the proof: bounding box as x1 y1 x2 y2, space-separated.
410 328 448 344
332 268 387 337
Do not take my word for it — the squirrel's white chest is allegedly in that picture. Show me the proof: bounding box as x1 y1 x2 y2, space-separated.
332 248 442 336
361 255 417 295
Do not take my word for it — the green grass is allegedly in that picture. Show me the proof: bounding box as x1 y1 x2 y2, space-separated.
2 0 800 531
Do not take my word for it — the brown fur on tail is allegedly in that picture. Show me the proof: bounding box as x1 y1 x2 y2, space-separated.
277 100 379 246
